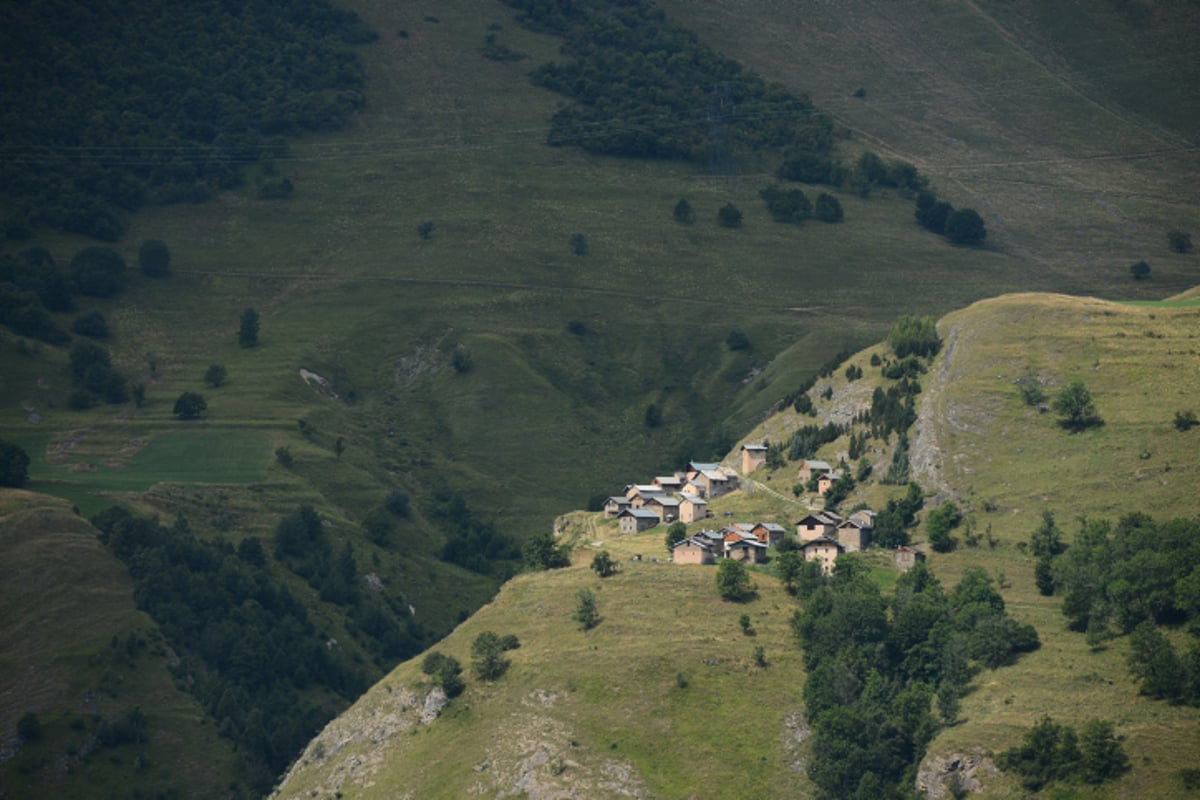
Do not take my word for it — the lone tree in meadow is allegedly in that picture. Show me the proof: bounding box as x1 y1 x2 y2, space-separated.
944 208 986 246
591 550 617 578
716 559 756 602
238 308 259 348
417 220 435 240
717 203 743 228
0 440 31 488
673 197 695 224
1167 230 1192 253
173 392 207 420
138 239 171 277
1129 260 1151 280
1052 380 1102 432
470 631 510 681
573 588 600 630
205 363 227 388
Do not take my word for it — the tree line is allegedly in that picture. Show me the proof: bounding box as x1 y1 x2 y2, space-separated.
792 559 1039 799
0 0 374 240
1036 511 1200 705
502 0 834 162
91 505 429 792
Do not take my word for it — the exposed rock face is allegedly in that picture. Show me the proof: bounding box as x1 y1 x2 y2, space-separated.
916 750 999 798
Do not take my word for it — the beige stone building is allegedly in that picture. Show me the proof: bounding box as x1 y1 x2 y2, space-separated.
740 444 768 474
802 536 845 575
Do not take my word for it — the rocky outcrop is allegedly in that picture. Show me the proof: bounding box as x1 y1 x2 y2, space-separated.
916 750 999 798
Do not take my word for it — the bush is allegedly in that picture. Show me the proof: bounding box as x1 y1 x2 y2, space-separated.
17 711 41 741
385 489 410 516
1168 230 1192 253
417 220 435 240
887 315 940 359
716 559 755 601
591 550 616 577
1052 380 1102 431
138 239 171 277
471 631 511 680
204 363 227 388
759 184 811 223
1174 410 1198 431
522 531 570 570
573 589 600 631
71 310 110 339
238 308 259 348
0 440 32 488
452 347 473 374
673 198 694 224
569 232 588 255
70 247 127 297
274 446 293 467
813 192 843 223
725 328 751 351
944 208 986 245
926 500 961 553
173 392 207 420
717 203 743 228
1130 260 1151 280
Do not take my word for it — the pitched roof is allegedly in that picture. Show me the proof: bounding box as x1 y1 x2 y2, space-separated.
673 536 713 550
619 509 660 520
741 443 768 452
755 522 787 533
679 493 707 506
727 538 768 550
803 459 832 471
802 536 845 551
687 461 720 473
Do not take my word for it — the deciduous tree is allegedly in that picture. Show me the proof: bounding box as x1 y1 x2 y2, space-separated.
138 239 171 277
173 392 207 420
0 440 31 487
716 559 756 601
1052 380 1102 431
238 308 259 348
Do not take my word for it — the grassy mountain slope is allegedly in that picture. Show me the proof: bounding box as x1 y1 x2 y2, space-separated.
275 289 1200 799
0 491 238 799
662 0 1200 289
271 559 812 800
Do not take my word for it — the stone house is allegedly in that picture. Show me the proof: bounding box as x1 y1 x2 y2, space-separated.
653 475 684 493
894 545 926 572
802 536 845 575
837 517 871 552
796 511 842 542
696 467 739 498
726 537 768 564
678 493 708 524
751 522 788 547
740 443 768 474
625 484 660 500
817 470 845 496
602 496 631 519
672 536 716 565
642 494 680 522
618 508 660 535
798 459 832 483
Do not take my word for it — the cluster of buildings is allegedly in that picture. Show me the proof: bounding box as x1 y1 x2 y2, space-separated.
602 460 741 534
600 449 926 576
